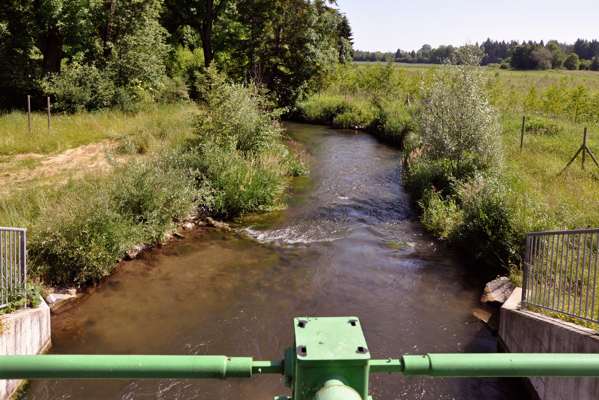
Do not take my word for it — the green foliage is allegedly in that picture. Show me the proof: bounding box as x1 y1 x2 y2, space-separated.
29 186 135 286
42 62 115 112
564 53 580 70
524 117 563 136
454 176 522 270
419 189 462 240
192 72 292 217
196 72 283 154
29 157 198 286
419 61 502 168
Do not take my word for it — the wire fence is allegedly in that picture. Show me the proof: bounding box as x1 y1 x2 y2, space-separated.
0 227 27 309
522 228 599 325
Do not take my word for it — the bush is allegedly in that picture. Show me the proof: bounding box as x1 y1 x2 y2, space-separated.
368 101 415 145
524 117 563 136
110 160 197 242
454 176 522 272
191 71 295 217
196 72 283 155
29 156 198 286
29 188 134 286
297 94 350 124
419 61 502 168
404 157 481 201
419 189 462 239
42 62 115 112
332 101 375 129
198 146 285 217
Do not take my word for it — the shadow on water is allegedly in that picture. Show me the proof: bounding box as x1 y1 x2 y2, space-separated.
25 123 527 399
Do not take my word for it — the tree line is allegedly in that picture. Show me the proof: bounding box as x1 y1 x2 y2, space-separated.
0 0 353 111
354 39 599 71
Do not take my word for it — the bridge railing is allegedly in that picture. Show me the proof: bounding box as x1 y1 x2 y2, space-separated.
522 228 599 325
0 227 27 309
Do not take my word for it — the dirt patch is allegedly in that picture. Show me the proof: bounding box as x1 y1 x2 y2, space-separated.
0 141 121 194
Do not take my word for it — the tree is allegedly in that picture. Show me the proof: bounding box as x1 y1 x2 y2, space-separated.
163 0 230 67
337 14 353 63
564 53 580 70
531 47 552 70
510 45 535 70
591 56 599 71
547 41 565 68
420 53 502 168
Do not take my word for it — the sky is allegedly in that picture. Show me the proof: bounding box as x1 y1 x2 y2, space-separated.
337 0 599 52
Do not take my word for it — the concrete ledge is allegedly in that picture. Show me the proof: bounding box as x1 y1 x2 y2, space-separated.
500 288 599 400
0 299 51 400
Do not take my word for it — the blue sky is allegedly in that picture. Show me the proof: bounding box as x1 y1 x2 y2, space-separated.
337 0 599 51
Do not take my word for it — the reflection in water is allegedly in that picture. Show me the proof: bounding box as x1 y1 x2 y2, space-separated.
26 123 525 399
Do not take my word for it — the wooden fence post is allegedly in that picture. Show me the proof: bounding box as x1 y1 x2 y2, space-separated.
520 115 526 151
582 127 587 170
27 95 32 134
47 96 51 134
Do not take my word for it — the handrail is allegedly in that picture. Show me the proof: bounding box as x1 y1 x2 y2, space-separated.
1 353 599 379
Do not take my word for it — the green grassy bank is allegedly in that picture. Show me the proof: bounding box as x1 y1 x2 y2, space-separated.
295 62 599 281
1 78 304 290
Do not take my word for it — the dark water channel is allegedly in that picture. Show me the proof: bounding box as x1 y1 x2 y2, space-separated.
26 123 525 399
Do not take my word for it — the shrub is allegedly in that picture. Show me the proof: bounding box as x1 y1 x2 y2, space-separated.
419 189 463 240
196 73 283 155
332 101 375 129
368 101 415 145
198 146 285 217
454 176 522 272
524 117 563 136
419 61 503 168
297 94 350 124
110 160 197 242
29 187 134 286
42 62 115 112
191 72 294 217
404 156 482 201
29 156 198 286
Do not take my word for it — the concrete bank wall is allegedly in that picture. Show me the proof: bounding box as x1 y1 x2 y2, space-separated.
0 300 51 399
500 288 599 400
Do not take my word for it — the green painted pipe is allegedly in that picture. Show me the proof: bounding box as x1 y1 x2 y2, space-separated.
2 354 599 380
397 354 599 377
0 355 274 380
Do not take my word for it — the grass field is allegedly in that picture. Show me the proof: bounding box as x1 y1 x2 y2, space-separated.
0 103 197 156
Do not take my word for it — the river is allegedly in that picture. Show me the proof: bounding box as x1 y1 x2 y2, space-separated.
25 123 524 399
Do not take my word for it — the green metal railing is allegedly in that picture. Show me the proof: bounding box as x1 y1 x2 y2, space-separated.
2 317 598 399
1 353 599 380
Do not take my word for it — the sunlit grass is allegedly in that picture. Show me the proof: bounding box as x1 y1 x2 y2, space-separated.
0 103 198 155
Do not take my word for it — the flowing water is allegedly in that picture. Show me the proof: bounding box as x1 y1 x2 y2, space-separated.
26 123 525 400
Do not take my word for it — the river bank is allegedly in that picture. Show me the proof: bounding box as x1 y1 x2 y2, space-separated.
0 80 305 310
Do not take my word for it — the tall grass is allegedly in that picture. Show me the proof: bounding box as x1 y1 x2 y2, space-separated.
0 78 304 287
0 103 197 155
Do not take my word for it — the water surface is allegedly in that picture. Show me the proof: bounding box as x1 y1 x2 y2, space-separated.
26 123 524 399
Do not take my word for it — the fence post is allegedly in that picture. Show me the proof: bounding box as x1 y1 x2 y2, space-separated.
27 95 32 134
47 96 51 134
520 116 526 151
20 230 26 295
582 127 587 170
522 234 530 304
